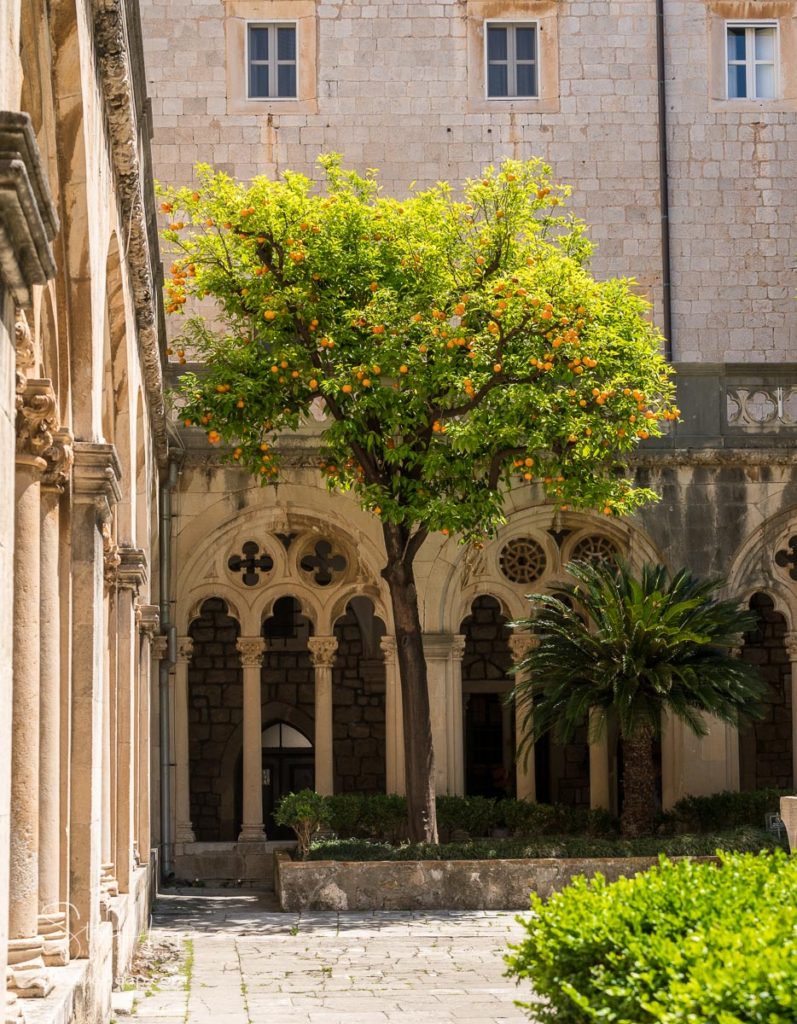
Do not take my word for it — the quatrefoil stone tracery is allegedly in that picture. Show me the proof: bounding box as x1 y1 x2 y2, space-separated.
570 535 619 566
300 540 347 587
499 538 547 584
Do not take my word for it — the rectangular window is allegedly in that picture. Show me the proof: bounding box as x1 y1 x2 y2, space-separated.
486 23 538 98
726 23 777 99
247 23 297 99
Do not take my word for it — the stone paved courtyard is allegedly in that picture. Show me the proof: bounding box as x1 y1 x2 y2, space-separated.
127 890 533 1024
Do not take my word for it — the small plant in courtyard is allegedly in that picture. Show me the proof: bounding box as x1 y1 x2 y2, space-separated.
274 788 331 858
159 156 676 842
505 850 797 1024
512 561 766 837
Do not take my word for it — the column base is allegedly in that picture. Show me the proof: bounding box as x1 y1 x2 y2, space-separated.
38 912 69 966
175 824 196 844
100 863 119 897
238 825 266 842
6 937 53 998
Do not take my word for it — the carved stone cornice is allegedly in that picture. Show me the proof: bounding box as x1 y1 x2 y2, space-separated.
308 636 338 668
16 378 57 463
176 636 194 663
508 633 540 661
41 428 74 493
116 545 148 592
136 603 160 638
0 111 58 307
236 636 266 668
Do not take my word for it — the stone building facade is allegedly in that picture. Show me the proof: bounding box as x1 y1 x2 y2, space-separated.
137 0 797 882
1 0 164 1021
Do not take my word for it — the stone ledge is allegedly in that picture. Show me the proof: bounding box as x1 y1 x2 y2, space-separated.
173 840 296 888
274 851 719 911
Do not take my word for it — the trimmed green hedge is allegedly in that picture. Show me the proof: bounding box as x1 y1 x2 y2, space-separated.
304 827 781 862
505 850 797 1023
661 787 794 834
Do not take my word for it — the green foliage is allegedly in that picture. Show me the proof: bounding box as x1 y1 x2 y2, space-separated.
513 560 766 749
661 787 794 834
436 795 500 839
159 157 676 541
327 793 408 842
273 788 331 858
505 850 797 1024
306 828 780 863
500 800 618 838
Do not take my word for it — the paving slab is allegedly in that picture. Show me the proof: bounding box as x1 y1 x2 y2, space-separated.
124 889 534 1023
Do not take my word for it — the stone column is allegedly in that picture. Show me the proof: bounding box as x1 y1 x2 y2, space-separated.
308 637 338 796
136 606 159 864
7 379 57 1001
150 635 169 852
174 637 196 843
37 430 72 967
100 548 120 909
786 632 797 789
380 636 405 795
236 637 266 841
588 708 612 812
509 633 538 802
448 636 466 796
422 635 454 793
114 548 148 893
68 443 121 957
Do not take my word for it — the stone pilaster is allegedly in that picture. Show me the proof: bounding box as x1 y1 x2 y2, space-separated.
508 633 538 803
236 637 267 841
114 548 148 893
785 633 797 789
174 637 195 843
68 443 120 957
422 634 462 794
380 636 405 795
7 379 56 1000
135 605 159 863
308 637 338 796
37 429 72 967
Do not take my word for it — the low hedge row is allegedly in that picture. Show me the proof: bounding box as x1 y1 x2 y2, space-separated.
304 827 781 862
505 849 797 1023
661 786 793 834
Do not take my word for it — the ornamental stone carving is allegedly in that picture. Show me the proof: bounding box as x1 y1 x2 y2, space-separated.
41 428 74 493
137 603 160 638
151 636 169 661
508 633 539 661
379 635 396 660
16 379 57 462
307 636 338 668
784 632 797 662
176 636 194 663
236 637 266 667
14 308 35 387
726 386 797 429
102 518 121 587
116 546 148 593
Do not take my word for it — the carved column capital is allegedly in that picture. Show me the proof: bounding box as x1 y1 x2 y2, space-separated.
422 633 459 660
236 636 266 668
176 636 194 663
151 636 169 661
379 635 396 659
116 546 148 593
785 632 797 662
14 308 35 386
16 378 57 464
137 603 160 638
307 636 338 668
508 632 540 661
102 519 120 588
41 427 74 493
450 634 466 662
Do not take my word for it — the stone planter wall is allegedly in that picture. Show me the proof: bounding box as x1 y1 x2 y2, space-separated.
274 852 716 911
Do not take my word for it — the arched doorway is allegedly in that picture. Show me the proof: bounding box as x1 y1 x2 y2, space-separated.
739 593 793 791
261 721 314 838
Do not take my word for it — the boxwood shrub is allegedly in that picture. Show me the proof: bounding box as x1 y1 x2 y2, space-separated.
505 850 797 1024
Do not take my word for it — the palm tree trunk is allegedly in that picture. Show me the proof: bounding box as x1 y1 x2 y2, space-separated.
620 726 656 837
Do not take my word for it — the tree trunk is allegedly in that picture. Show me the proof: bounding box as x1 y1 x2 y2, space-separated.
381 523 438 844
620 726 656 837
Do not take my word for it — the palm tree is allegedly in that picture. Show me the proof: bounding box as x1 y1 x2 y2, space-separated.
511 560 766 837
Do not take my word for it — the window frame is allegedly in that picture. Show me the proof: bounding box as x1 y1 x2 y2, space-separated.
246 20 299 101
484 20 540 100
725 20 779 101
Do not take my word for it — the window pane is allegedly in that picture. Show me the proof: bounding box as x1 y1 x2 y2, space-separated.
755 62 775 98
281 724 312 749
249 27 269 61
277 26 296 61
277 63 297 97
755 27 775 61
249 62 269 97
727 27 746 61
487 26 507 61
516 62 537 97
488 63 508 97
515 27 536 62
728 62 747 98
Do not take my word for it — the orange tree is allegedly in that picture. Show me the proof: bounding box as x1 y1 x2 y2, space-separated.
158 156 677 843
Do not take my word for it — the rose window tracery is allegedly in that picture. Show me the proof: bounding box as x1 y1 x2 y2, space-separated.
300 539 347 586
498 537 547 584
569 535 619 566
